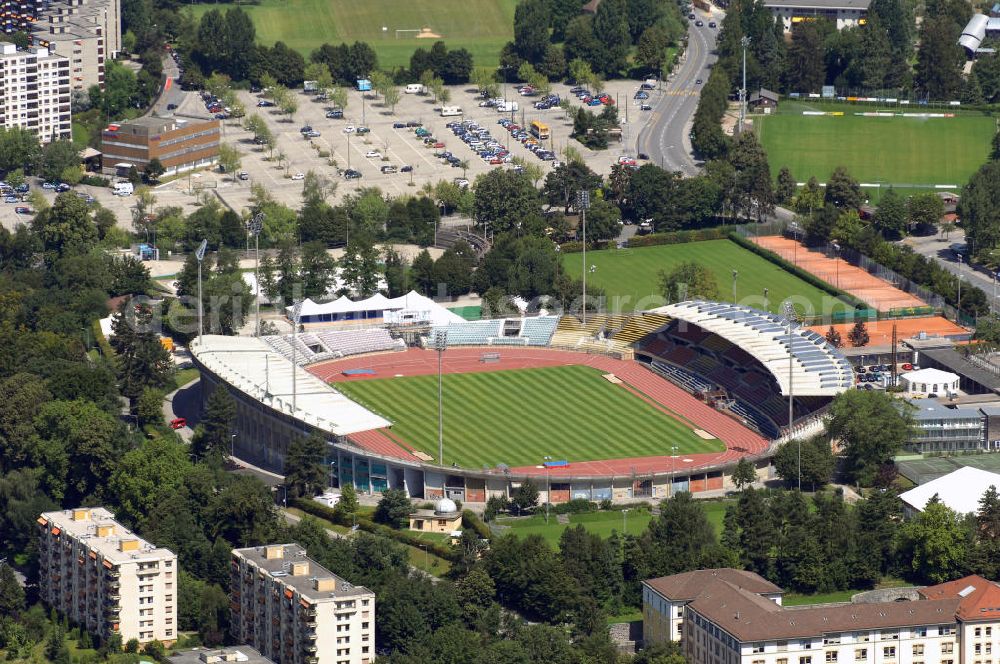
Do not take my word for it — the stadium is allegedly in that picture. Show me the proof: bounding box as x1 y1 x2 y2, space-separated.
191 295 853 503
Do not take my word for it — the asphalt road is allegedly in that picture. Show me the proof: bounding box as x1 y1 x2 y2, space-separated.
637 10 722 174
903 228 1000 313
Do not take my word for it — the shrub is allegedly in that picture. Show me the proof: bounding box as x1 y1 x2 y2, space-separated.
80 175 110 187
552 498 597 515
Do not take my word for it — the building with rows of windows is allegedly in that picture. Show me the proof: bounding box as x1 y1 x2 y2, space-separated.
644 569 1000 664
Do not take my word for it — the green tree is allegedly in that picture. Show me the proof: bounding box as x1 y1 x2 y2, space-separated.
373 488 413 528
828 390 913 485
511 479 539 515
784 23 825 92
914 17 965 101
727 131 774 221
848 319 870 347
640 492 719 577
825 326 843 348
731 458 757 490
333 482 359 517
411 249 437 296
960 161 1000 255
0 564 25 617
775 167 797 205
773 435 836 489
512 0 550 63
873 187 907 238
109 301 172 402
658 261 719 303
907 191 945 232
0 126 41 172
31 191 97 259
592 0 630 76
300 241 336 298
825 166 863 209
472 170 542 235
284 434 328 500
899 498 971 583
191 383 236 460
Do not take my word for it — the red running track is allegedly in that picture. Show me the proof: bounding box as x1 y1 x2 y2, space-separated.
309 348 769 478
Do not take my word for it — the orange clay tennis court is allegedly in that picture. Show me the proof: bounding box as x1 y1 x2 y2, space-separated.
806 316 969 347
753 236 926 311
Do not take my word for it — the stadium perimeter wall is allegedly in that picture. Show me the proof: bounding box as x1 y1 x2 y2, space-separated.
193 352 768 503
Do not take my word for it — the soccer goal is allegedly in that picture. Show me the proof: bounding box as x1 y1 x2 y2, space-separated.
395 28 420 39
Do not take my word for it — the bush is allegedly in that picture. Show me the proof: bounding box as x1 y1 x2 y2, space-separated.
551 498 597 515
92 318 114 358
80 175 110 187
462 510 490 540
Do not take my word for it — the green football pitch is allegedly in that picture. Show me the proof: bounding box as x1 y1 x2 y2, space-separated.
562 239 853 316
334 365 724 469
189 0 517 68
754 107 994 187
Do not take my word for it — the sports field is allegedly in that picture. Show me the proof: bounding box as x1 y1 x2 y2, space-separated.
562 239 851 316
754 105 994 188
189 0 516 68
335 364 724 469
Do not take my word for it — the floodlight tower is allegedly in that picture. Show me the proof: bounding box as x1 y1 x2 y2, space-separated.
195 239 208 344
782 299 799 491
577 190 591 324
435 330 448 465
738 36 750 133
291 299 303 414
246 212 265 336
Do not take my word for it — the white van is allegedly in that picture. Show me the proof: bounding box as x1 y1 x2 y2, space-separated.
405 83 425 94
497 101 519 113
440 106 463 117
113 181 134 196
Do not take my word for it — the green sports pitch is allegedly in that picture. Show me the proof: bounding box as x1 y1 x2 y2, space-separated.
562 239 851 316
754 105 994 189
334 365 724 469
189 0 516 68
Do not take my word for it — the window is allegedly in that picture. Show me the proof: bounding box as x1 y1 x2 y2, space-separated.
854 649 866 660
825 653 837 663
799 658 812 664
913 645 924 656
753 644 765 654
978 645 984 656
941 626 954 636
978 628 983 638
989 627 994 637
943 643 954 654
753 660 765 664
825 635 842 645
777 659 788 664
913 627 927 637
883 646 896 659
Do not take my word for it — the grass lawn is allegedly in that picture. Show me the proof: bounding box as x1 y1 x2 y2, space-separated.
783 577 910 606
562 239 848 316
187 0 517 68
336 364 724 469
755 102 994 188
495 499 735 548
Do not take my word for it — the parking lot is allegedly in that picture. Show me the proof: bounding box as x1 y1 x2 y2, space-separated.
0 77 667 233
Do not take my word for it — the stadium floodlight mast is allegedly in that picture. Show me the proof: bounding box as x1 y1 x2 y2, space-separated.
291 299 303 414
738 36 750 132
577 190 591 324
782 300 799 491
731 269 738 304
195 239 208 345
246 212 265 336
543 456 552 523
669 445 679 497
435 330 448 465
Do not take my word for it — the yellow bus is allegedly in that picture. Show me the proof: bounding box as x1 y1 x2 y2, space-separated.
530 121 550 140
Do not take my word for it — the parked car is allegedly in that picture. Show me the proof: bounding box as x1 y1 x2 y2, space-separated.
365 150 381 158
306 130 321 138
166 103 177 110
380 165 397 174
326 109 344 119
300 125 313 134
356 126 370 134
695 20 704 26
169 417 187 429
15 183 28 193
401 165 413 172
41 181 57 190
313 492 340 508
640 104 652 111
55 183 71 192
392 122 406 128
14 206 31 214
3 195 16 203
344 169 362 179
709 21 717 27
238 171 249 180
343 125 356 133
291 172 305 180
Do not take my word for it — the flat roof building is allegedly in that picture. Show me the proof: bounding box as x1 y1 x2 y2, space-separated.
101 116 221 176
763 0 871 33
899 466 1000 516
32 0 121 91
38 507 178 645
0 42 71 143
168 646 275 664
230 543 375 664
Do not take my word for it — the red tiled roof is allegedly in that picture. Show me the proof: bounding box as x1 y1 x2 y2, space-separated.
920 575 1000 621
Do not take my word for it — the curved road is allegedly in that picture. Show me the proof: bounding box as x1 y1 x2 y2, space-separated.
637 9 722 174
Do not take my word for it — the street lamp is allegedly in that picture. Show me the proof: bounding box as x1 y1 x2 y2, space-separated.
246 213 265 336
435 330 448 465
958 274 964 319
195 239 208 344
622 508 629 535
543 456 552 523
738 36 751 133
230 432 237 459
731 269 738 303
577 190 591 325
832 242 841 288
669 445 679 497
291 299 303 413
782 300 799 491
763 287 769 312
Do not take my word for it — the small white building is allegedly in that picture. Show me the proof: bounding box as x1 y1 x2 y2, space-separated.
900 367 960 397
899 466 1000 517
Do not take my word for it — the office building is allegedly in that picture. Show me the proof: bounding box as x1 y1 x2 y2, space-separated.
763 0 870 32
0 42 71 143
907 399 986 453
33 0 121 91
37 507 178 645
168 646 275 664
644 568 1000 664
101 116 220 176
230 543 375 664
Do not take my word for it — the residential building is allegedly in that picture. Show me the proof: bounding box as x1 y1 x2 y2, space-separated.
100 116 221 176
230 543 375 664
0 42 71 143
763 0 870 33
408 498 462 534
32 0 121 91
644 568 1000 664
37 507 178 645
643 569 783 646
0 0 44 36
168 646 275 664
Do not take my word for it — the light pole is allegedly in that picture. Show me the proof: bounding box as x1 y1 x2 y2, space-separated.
738 36 750 133
543 456 552 523
731 269 738 304
230 432 237 459
578 190 591 324
783 300 799 491
832 242 840 288
247 213 265 336
291 299 303 413
958 274 964 319
195 239 208 344
622 508 629 535
669 445 679 497
435 330 447 465
763 288 769 312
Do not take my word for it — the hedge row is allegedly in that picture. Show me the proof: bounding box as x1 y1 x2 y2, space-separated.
462 510 490 540
728 232 867 309
92 318 114 358
559 239 616 254
291 498 462 562
626 226 741 248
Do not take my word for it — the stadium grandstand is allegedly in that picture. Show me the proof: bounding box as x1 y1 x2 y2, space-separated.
635 302 852 438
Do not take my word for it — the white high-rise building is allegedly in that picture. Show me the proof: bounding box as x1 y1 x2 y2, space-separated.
38 508 178 646
0 42 71 143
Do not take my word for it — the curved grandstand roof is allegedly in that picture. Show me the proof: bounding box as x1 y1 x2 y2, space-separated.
651 301 853 397
191 335 390 436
